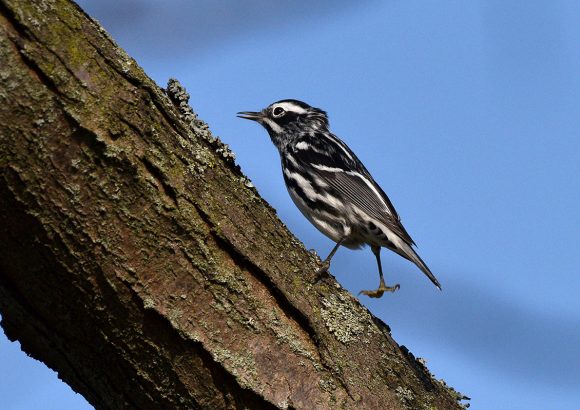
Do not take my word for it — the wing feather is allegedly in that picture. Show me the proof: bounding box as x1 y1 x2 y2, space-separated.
322 170 416 246
290 133 416 246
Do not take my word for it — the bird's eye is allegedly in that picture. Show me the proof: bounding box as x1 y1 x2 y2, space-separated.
272 107 285 117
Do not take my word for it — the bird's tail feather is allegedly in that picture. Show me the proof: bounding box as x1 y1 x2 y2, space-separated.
397 242 442 290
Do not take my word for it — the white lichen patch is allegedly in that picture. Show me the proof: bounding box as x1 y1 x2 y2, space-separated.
212 346 259 389
318 376 337 392
395 386 415 409
320 292 370 344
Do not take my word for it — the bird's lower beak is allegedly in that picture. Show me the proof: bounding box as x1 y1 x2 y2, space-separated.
237 111 263 121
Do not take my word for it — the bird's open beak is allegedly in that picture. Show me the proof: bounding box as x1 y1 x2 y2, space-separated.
237 111 263 121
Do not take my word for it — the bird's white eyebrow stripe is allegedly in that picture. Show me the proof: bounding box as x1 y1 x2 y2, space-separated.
273 102 307 114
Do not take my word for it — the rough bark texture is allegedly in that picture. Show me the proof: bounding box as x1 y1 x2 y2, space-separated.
0 1 467 409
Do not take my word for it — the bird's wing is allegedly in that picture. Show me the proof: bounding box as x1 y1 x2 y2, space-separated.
290 133 416 246
321 168 415 246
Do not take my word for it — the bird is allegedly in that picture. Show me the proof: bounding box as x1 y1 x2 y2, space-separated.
237 99 441 297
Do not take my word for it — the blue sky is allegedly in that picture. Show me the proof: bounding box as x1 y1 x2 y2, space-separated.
1 1 579 409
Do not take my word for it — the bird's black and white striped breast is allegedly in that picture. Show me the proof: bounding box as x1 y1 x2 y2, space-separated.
281 145 340 215
280 150 351 243
281 134 356 210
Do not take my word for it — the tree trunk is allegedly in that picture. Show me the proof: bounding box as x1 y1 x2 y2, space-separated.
0 1 466 409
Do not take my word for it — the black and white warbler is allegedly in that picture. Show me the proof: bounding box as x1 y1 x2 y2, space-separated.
238 99 441 297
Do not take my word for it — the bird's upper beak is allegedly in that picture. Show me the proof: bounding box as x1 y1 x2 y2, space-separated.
237 111 264 122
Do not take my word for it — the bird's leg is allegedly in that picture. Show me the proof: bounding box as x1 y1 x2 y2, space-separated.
315 238 344 277
359 246 400 298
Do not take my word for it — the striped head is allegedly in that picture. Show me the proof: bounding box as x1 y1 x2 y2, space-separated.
238 99 329 149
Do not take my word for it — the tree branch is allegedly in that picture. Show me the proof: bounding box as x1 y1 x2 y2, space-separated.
0 0 467 408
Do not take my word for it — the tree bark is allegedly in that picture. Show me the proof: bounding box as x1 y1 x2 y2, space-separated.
0 1 467 409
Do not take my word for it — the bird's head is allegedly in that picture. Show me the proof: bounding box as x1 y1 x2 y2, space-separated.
238 99 328 148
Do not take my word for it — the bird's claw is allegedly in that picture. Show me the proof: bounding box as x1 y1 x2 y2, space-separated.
316 261 330 275
358 283 400 298
313 261 331 282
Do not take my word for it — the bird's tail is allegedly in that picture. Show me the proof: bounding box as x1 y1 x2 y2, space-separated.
397 241 442 290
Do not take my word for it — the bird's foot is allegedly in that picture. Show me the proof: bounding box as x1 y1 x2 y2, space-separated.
358 283 400 298
313 261 331 282
316 261 330 275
